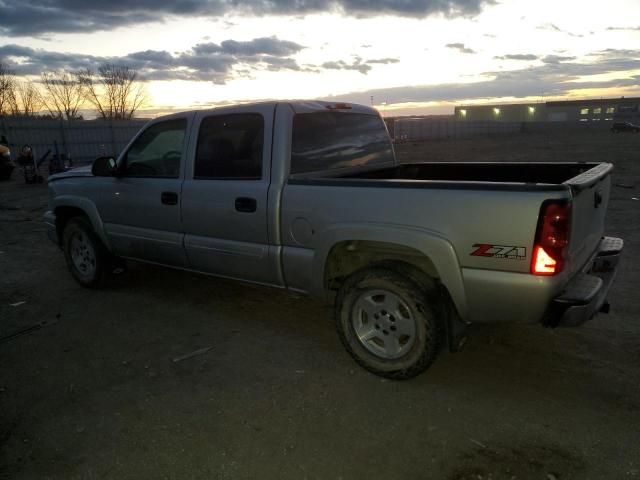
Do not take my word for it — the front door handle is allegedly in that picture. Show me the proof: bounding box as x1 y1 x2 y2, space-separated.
235 197 257 213
161 191 178 205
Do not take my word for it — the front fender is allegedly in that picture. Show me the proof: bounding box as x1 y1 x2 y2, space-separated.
311 223 468 321
51 195 111 250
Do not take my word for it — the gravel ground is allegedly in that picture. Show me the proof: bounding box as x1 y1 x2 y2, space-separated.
1 130 639 480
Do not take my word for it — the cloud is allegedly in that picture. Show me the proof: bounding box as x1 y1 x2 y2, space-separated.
320 57 371 75
0 0 493 36
0 38 398 81
321 58 371 74
494 54 538 61
593 48 640 57
329 49 640 105
365 58 400 64
446 43 476 54
536 23 583 37
606 25 640 31
0 36 306 83
215 38 303 56
541 54 576 64
319 56 399 74
539 23 562 32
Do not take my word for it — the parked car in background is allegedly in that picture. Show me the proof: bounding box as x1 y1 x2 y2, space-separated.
45 101 623 379
0 144 14 181
611 122 640 133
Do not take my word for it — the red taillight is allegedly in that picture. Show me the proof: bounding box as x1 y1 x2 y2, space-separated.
532 246 557 274
531 201 571 275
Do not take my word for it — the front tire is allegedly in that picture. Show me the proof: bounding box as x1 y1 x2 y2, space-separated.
62 217 109 288
335 267 442 380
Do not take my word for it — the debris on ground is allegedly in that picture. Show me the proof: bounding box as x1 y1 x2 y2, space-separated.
0 318 59 344
171 346 213 363
469 438 487 449
9 301 26 307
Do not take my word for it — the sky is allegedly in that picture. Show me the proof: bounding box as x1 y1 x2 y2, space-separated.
0 0 639 117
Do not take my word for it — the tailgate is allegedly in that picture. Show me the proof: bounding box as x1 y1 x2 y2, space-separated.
565 163 613 276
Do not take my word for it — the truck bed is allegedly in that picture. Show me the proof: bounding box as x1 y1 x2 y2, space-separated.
285 160 613 318
336 162 601 187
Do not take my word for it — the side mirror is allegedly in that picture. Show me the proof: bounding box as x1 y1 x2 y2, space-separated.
92 156 117 176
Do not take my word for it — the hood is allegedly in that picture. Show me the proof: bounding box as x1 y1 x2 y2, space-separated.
48 164 93 182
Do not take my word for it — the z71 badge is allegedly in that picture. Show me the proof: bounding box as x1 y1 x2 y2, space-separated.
470 244 527 260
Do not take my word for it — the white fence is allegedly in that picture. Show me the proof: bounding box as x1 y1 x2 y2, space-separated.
0 117 148 165
1 116 615 165
390 118 615 141
393 119 521 141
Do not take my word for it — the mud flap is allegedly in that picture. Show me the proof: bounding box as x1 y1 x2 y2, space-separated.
442 287 469 352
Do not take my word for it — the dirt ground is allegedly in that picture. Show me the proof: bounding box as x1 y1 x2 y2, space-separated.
1 130 639 480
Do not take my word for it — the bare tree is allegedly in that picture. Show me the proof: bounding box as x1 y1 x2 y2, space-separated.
6 88 19 115
16 81 43 116
41 71 85 120
0 63 18 116
79 65 146 120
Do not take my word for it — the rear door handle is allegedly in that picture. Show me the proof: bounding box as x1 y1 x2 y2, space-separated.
235 197 257 213
161 191 178 205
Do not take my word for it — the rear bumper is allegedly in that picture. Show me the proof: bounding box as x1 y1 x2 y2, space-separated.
544 236 623 327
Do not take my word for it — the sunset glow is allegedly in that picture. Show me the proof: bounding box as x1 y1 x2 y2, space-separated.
1 0 639 117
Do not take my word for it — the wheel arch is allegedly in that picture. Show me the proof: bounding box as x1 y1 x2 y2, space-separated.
53 196 110 249
312 224 468 321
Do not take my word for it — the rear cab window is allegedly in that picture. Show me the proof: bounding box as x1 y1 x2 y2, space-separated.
290 112 394 176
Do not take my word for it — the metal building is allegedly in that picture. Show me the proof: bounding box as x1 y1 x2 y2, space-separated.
454 97 640 123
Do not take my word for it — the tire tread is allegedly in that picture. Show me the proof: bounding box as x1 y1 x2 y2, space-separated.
62 216 110 288
335 266 442 380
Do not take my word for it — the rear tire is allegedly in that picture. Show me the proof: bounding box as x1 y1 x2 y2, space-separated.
335 267 442 380
62 217 110 288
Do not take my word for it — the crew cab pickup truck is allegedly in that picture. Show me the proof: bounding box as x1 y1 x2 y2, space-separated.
45 101 623 379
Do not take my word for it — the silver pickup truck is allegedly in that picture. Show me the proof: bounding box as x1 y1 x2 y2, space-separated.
45 101 623 379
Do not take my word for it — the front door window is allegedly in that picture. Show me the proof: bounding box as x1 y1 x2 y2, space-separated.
121 119 187 177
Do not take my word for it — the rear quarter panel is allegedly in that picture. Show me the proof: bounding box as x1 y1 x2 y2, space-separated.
281 181 570 323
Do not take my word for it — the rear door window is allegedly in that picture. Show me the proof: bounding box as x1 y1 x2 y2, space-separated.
195 114 264 180
290 112 393 174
